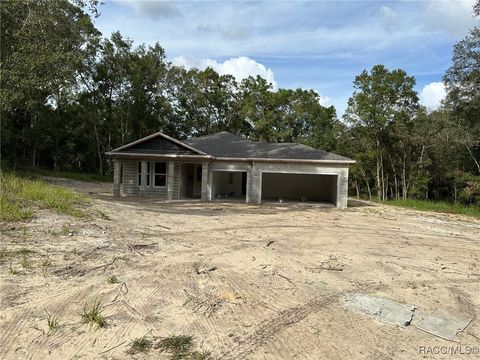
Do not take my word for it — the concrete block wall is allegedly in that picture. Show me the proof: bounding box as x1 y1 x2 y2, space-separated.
202 160 350 207
113 158 351 208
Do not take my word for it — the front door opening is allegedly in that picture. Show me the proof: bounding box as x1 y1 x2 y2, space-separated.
180 163 202 199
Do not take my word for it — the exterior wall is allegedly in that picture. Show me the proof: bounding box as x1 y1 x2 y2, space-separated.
121 159 169 198
249 162 349 208
113 158 350 208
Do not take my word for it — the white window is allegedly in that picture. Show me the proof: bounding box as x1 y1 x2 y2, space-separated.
137 161 151 187
154 162 167 187
146 162 151 186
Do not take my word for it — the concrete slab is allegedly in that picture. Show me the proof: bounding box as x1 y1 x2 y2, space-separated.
342 293 415 327
415 310 473 340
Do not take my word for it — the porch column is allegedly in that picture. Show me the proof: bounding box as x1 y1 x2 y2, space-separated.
336 168 349 208
245 170 252 203
201 162 212 201
249 162 262 204
140 160 148 196
113 159 121 197
167 161 175 200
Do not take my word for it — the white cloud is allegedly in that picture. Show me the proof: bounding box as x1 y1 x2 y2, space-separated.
380 5 399 33
424 0 476 36
420 82 446 109
119 0 181 19
312 90 332 107
172 56 278 89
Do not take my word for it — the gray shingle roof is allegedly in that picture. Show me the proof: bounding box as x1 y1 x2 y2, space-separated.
185 132 354 162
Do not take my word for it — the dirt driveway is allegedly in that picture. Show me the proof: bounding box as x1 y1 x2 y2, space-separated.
1 180 479 359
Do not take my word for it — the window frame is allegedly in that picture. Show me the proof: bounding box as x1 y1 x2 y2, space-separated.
153 161 167 188
137 161 153 187
137 162 142 186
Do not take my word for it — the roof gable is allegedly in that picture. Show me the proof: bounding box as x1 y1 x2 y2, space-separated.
110 132 206 155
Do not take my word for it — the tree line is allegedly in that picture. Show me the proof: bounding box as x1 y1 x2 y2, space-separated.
1 0 479 205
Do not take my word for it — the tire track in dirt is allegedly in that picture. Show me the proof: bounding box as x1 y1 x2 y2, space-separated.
221 293 341 359
0 312 33 358
168 223 480 243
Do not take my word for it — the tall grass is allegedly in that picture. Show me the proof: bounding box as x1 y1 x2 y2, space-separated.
19 168 111 182
385 199 480 218
1 172 89 221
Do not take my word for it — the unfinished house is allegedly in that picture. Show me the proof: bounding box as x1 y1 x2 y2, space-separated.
106 131 355 208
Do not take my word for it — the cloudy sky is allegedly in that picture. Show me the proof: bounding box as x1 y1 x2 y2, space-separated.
94 0 477 115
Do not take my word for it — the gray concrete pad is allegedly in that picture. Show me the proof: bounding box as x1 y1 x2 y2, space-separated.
342 293 415 327
415 310 473 340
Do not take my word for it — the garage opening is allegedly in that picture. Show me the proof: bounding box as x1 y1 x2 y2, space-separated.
212 171 247 201
261 173 337 205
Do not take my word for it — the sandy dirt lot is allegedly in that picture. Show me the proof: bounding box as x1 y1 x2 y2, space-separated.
1 179 479 359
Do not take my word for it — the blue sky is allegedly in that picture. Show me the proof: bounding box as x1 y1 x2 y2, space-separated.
94 0 477 115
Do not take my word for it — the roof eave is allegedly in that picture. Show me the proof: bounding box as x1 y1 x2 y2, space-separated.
105 152 213 160
213 156 355 164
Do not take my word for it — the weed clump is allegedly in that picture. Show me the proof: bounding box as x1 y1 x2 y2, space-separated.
107 275 119 284
46 311 60 335
80 300 105 329
128 336 152 354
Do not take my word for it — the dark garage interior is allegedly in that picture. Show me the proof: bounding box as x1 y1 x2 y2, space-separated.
261 172 338 205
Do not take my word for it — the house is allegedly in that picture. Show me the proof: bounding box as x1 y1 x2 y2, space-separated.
106 131 355 207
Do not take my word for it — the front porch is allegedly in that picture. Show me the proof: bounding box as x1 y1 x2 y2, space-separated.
113 159 213 201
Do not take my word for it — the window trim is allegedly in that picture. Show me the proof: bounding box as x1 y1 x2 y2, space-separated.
137 161 142 187
137 161 153 188
153 161 167 188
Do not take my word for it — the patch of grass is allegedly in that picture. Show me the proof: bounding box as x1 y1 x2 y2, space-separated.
128 336 152 354
156 335 194 359
1 172 90 221
47 229 61 237
46 311 60 335
0 248 7 263
98 210 111 220
192 262 201 274
42 258 52 276
20 255 32 269
385 199 480 218
190 350 213 360
107 275 119 284
8 262 18 275
80 300 106 329
18 247 34 255
18 168 112 183
0 195 33 221
61 225 72 236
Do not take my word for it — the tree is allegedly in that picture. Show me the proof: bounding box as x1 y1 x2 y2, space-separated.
1 0 99 168
443 27 480 174
344 65 419 200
